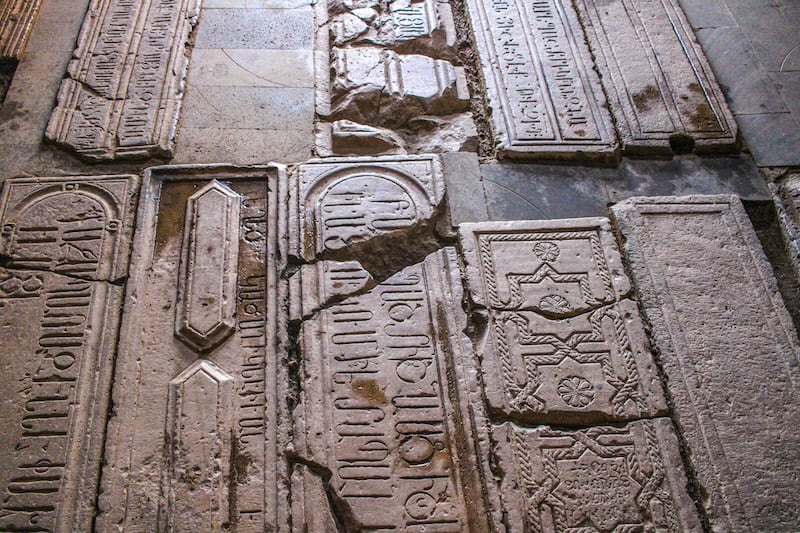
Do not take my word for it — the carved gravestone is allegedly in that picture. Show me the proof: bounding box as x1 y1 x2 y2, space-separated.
96 165 289 531
46 0 201 160
463 0 618 160
0 175 138 532
613 195 800 531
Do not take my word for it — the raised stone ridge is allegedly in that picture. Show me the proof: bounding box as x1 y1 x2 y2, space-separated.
612 195 800 532
0 0 43 59
45 0 201 160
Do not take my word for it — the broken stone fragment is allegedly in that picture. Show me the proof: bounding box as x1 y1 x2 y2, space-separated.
289 260 375 321
404 112 478 153
329 47 469 128
316 120 408 156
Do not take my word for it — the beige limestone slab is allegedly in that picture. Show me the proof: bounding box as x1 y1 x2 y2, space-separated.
464 0 618 160
96 165 289 532
0 0 43 58
0 174 138 532
493 419 703 532
293 248 491 531
45 0 201 160
612 195 800 532
289 155 444 261
459 219 666 424
575 0 738 154
189 48 315 88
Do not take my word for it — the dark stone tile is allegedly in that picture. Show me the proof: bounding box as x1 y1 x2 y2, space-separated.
737 112 800 166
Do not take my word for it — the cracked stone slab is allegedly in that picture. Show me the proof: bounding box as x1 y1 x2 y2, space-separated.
612 195 800 532
293 248 491 530
289 259 375 321
45 0 201 160
0 174 138 532
464 0 618 160
493 419 702 532
574 0 738 155
97 165 289 532
459 219 667 424
0 0 43 59
289 155 444 263
329 46 470 128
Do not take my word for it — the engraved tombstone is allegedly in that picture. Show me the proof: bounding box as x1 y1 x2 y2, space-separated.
96 165 289 532
0 175 138 532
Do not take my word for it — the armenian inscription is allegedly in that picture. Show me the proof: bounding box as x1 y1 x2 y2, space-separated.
290 156 444 261
0 175 138 532
464 0 617 159
294 248 489 530
575 0 737 153
493 419 702 531
45 0 201 160
459 219 666 423
612 196 800 531
96 166 288 532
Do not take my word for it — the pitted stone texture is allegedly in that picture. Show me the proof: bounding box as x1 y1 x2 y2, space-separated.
316 120 408 156
612 195 800 532
460 219 666 424
464 0 617 160
494 419 702 532
329 47 469 128
575 0 737 154
97 166 289 532
45 0 200 160
289 155 444 262
0 0 43 59
293 248 491 531
772 173 800 278
0 175 138 532
330 0 457 60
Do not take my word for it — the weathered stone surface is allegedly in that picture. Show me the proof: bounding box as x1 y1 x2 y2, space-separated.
317 120 408 156
289 259 375 320
0 0 43 59
464 0 617 160
97 165 289 532
0 174 138 532
460 219 666 423
772 173 800 278
612 195 800 532
493 418 703 531
289 155 444 262
575 0 738 154
45 0 201 160
329 47 469 128
293 248 491 530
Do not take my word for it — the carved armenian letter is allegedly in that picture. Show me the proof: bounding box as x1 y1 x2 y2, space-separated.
96 165 288 532
0 0 43 59
45 0 201 160
612 195 800 532
574 0 737 153
0 175 138 532
459 219 667 424
292 248 491 531
463 0 617 160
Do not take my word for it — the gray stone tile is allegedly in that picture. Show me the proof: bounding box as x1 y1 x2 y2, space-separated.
180 86 314 129
737 112 800 166
676 0 735 29
696 26 788 114
23 0 91 53
770 70 800 119
442 152 488 225
173 127 313 164
188 48 314 88
725 0 800 72
195 8 313 49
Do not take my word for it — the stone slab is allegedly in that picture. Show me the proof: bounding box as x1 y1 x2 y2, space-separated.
493 419 703 532
442 151 488 225
612 195 800 532
464 0 617 160
194 8 314 49
0 0 43 59
575 0 738 154
289 155 445 261
45 0 201 161
96 165 289 532
771 173 800 278
459 219 667 424
189 48 315 88
0 174 138 531
293 247 491 530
